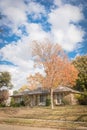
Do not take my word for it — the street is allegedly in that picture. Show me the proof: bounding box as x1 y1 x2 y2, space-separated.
0 124 57 130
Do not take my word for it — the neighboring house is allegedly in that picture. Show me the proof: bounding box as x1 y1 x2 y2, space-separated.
6 90 13 106
11 86 80 106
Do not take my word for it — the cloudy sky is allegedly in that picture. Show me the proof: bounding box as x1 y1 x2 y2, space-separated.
0 0 87 90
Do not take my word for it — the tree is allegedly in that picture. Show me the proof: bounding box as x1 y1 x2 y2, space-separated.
13 90 19 95
0 71 12 89
73 55 87 91
19 85 29 92
0 89 9 105
23 94 31 106
72 55 87 105
29 41 78 109
0 71 12 106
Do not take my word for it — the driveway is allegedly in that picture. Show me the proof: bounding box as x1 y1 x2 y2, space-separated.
0 124 57 130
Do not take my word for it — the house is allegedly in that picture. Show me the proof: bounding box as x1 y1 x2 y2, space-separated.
11 86 80 106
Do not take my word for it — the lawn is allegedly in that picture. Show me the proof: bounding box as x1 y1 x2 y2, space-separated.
0 105 87 129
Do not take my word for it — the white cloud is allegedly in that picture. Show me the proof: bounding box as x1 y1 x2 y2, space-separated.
0 0 84 52
26 1 46 19
0 33 47 90
0 64 34 90
0 37 32 67
0 0 46 35
49 5 83 28
0 0 27 25
26 23 50 41
48 3 84 51
0 0 85 90
0 0 27 36
54 0 63 7
0 37 34 90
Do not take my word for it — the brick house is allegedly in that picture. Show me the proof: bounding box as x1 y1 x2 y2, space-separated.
11 86 80 106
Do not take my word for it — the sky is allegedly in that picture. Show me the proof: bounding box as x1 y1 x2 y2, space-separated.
0 0 87 90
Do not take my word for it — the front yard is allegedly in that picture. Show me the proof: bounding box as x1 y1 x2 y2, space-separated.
0 105 87 129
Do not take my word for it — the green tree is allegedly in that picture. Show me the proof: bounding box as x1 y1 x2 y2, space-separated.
73 55 87 91
13 90 19 95
0 72 12 106
73 55 87 105
0 71 13 89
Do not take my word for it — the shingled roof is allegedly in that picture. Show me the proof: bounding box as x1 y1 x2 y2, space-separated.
54 86 81 94
11 86 80 97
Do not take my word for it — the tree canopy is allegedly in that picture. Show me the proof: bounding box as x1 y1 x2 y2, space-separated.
0 89 9 105
19 85 29 92
31 41 78 87
0 71 13 89
28 41 78 109
73 55 87 91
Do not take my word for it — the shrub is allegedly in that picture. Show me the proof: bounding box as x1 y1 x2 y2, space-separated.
10 97 15 107
46 98 51 106
62 95 71 105
10 98 25 107
14 103 21 107
77 92 87 105
11 102 21 107
0 103 6 107
62 98 70 105
20 101 25 106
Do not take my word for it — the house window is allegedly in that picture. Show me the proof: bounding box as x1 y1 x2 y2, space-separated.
40 95 44 102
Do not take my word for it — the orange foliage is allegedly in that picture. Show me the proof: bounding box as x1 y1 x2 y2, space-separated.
27 73 44 90
28 41 78 90
41 55 78 89
19 85 29 92
27 41 78 109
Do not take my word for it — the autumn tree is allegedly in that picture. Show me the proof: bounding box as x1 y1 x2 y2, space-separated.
29 41 78 109
19 85 29 92
0 89 9 105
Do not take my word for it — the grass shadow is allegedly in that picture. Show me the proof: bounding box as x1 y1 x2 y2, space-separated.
75 114 87 122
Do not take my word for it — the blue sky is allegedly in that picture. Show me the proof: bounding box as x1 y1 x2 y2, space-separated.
0 0 87 90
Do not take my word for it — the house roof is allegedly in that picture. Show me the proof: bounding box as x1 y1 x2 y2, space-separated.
26 87 48 95
11 86 80 97
54 86 80 94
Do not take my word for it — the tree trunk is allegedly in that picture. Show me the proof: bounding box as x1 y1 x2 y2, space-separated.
50 88 54 109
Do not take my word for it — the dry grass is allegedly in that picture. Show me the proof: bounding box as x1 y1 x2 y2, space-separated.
0 105 87 129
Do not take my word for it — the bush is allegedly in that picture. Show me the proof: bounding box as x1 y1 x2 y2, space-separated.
10 98 25 107
20 101 25 106
62 98 70 105
62 95 71 105
0 103 6 107
14 103 21 107
11 102 21 107
46 98 51 106
77 92 87 105
10 97 15 107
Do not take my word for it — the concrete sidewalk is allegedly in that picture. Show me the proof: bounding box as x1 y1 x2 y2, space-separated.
0 124 57 130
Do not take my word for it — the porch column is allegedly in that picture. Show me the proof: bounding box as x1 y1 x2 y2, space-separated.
33 95 36 106
37 95 40 105
54 94 57 105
